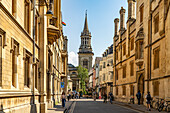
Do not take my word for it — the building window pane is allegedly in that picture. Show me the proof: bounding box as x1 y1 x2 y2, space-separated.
130 61 134 76
116 69 118 80
116 49 118 60
140 4 144 23
130 85 134 96
12 45 18 87
154 47 160 69
123 65 126 78
123 43 126 56
83 60 88 69
24 1 30 33
24 56 30 87
12 0 17 17
131 38 134 51
154 13 159 34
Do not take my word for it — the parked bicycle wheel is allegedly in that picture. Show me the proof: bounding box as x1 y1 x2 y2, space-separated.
166 106 170 113
155 102 159 110
158 105 164 112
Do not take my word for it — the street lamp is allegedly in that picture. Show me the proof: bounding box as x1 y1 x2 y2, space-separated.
45 0 53 18
46 9 53 18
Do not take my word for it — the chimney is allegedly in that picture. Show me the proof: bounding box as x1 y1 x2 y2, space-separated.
114 18 119 36
128 0 136 19
119 7 126 31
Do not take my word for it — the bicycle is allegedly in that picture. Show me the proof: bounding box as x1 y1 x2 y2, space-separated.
154 98 160 110
129 96 134 104
158 99 169 113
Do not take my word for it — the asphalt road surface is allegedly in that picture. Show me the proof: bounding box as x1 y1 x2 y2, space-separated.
73 99 139 113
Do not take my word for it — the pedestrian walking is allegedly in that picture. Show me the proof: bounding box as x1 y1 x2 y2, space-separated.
145 92 152 111
109 92 113 104
61 91 66 108
103 93 107 103
136 90 141 105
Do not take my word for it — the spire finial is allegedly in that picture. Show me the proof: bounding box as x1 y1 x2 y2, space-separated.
83 10 89 32
86 10 87 16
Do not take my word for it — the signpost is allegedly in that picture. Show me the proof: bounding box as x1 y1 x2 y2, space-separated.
61 82 64 88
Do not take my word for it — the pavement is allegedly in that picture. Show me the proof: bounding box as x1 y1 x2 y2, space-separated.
74 99 139 113
47 98 167 113
112 100 167 113
47 99 75 113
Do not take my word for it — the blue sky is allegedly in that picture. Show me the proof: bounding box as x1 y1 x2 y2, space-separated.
61 0 128 66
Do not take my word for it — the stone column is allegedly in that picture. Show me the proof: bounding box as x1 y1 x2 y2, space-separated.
114 18 119 36
39 3 47 113
127 0 136 19
119 7 126 33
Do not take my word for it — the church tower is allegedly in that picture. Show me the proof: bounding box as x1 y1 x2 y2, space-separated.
78 11 94 71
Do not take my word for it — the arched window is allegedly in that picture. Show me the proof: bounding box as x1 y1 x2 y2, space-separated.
83 59 88 69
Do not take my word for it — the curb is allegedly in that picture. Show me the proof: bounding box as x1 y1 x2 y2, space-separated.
112 102 145 113
63 101 75 113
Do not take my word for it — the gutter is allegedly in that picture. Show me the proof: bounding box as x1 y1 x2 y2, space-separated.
149 0 153 91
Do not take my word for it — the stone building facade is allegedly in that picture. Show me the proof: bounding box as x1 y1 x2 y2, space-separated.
93 57 102 95
68 64 79 92
99 45 113 98
78 12 94 71
0 0 68 113
112 0 170 105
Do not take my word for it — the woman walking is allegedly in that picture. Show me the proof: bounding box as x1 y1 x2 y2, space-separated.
61 91 66 108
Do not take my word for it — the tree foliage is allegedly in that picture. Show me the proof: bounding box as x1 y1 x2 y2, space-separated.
77 65 89 93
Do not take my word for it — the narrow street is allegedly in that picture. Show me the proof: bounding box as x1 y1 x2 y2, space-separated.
72 99 139 113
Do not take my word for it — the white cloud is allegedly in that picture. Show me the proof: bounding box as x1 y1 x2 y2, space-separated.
68 51 78 66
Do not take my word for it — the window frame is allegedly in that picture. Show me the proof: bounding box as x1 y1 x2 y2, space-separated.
123 43 126 56
130 37 134 51
130 61 134 76
122 86 126 96
123 65 126 78
140 4 144 23
153 47 160 69
154 13 159 34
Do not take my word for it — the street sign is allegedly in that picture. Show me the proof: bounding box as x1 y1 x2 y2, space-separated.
61 82 64 88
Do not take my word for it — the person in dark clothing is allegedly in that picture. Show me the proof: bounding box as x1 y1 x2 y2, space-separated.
145 92 152 111
109 92 113 104
136 90 141 105
103 93 107 103
61 92 66 108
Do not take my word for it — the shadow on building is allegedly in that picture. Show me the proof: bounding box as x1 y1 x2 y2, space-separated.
0 104 5 113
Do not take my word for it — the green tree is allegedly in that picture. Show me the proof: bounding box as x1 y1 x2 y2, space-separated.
77 65 89 93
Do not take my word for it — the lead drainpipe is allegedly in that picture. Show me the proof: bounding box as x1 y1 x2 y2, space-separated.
149 0 152 90
114 39 116 88
33 0 36 105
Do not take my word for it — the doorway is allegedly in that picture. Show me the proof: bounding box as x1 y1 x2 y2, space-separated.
138 73 144 104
